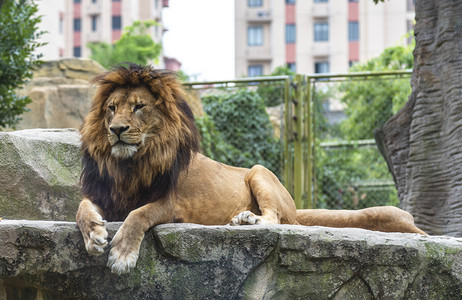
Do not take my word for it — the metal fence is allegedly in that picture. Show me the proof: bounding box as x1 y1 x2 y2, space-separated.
184 70 413 210
184 76 288 181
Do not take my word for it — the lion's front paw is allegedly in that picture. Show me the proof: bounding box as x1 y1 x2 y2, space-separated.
107 226 143 275
107 246 139 275
229 211 264 225
80 220 108 256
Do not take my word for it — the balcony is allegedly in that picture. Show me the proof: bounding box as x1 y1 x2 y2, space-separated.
312 42 330 57
312 4 329 18
246 10 272 23
86 3 102 15
245 46 272 60
86 31 102 43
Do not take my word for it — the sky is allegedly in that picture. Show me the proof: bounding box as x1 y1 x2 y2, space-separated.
162 0 235 81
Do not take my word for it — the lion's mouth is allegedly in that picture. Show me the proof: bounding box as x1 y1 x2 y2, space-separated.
111 141 140 158
114 140 141 147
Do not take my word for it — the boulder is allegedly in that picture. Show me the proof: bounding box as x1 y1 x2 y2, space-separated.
32 59 106 81
1 221 462 299
0 129 81 221
14 58 105 130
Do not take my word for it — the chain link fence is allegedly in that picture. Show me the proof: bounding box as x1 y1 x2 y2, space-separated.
183 71 412 210
184 77 288 180
312 71 412 209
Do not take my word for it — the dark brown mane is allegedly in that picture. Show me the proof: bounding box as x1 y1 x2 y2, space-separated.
80 64 199 221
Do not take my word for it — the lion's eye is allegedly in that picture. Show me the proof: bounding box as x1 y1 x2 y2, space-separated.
108 105 116 112
134 103 145 112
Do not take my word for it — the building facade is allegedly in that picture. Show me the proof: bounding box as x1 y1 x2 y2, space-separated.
235 0 415 77
35 0 169 63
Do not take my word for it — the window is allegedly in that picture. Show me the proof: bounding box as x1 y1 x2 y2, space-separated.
73 18 81 32
314 0 328 2
248 26 263 46
248 0 262 7
314 22 328 41
91 15 98 32
59 14 63 34
286 24 296 44
287 63 296 72
112 16 122 30
348 21 359 41
349 0 358 2
73 46 81 57
92 0 97 3
73 0 81 3
112 0 121 2
315 62 329 73
248 65 263 77
286 0 295 4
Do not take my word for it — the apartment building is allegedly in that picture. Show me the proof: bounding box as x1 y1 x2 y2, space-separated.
235 0 415 77
35 0 168 62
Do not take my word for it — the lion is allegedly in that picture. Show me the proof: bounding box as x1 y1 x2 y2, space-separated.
76 64 426 275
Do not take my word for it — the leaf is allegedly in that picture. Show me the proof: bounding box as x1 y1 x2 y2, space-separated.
0 0 44 129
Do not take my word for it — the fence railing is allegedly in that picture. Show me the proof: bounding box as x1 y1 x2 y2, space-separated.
184 70 413 209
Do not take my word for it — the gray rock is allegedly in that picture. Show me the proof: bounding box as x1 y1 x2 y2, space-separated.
1 221 462 299
0 129 81 221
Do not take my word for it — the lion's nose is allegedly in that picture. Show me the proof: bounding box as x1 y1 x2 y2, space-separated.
110 125 130 137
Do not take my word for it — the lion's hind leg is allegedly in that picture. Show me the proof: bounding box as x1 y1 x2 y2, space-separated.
230 165 297 226
76 199 108 256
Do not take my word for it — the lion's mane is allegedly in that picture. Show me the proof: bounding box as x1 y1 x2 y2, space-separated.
80 64 199 221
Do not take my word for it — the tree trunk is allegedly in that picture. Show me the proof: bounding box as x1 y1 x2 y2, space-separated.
375 0 462 236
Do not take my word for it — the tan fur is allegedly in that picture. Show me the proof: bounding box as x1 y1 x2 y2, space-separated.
76 65 426 275
296 207 427 235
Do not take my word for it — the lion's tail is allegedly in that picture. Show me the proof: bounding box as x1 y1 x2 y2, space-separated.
295 207 428 235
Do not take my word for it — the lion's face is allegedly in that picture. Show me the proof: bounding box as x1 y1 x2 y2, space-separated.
105 85 162 159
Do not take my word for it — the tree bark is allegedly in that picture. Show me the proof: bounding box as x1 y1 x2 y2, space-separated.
375 0 462 236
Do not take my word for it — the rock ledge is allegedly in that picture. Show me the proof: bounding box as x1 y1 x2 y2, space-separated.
1 221 462 299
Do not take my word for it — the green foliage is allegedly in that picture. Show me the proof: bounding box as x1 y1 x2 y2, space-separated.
0 0 44 129
176 70 190 83
195 114 245 165
316 146 399 209
339 44 414 140
200 90 281 175
88 20 162 69
257 66 295 107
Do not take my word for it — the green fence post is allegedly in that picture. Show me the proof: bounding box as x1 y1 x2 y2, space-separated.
311 80 318 208
283 77 293 196
293 74 303 209
304 76 312 209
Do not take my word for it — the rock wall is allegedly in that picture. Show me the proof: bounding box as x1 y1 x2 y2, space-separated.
0 129 81 221
1 221 462 299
